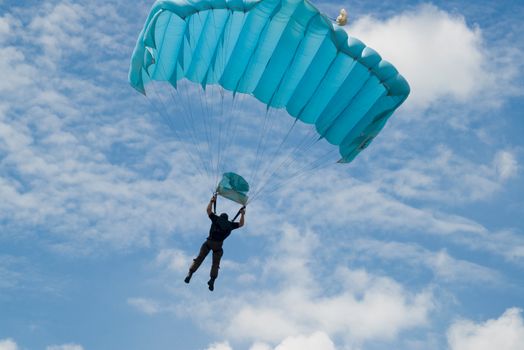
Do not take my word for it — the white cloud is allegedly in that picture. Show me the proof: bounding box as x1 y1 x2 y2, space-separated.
250 332 337 350
0 4 213 253
0 46 37 97
273 332 336 350
226 306 299 343
1 2 521 350
447 308 524 350
317 173 524 263
46 345 84 350
494 150 518 180
248 343 273 350
156 248 192 273
28 2 87 62
352 239 502 284
1 0 517 268
458 229 524 262
0 9 216 252
0 339 18 350
0 15 12 41
372 145 515 203
177 225 434 347
127 297 161 315
0 254 60 294
0 256 23 289
283 170 487 236
0 18 8 36
348 4 520 110
205 342 233 350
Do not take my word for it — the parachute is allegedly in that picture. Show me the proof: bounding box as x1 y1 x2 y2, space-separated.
129 0 410 203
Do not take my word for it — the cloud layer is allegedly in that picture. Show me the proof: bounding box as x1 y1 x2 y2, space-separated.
348 3 521 110
1 1 523 350
447 308 524 350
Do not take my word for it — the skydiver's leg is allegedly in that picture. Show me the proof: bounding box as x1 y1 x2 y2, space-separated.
210 247 223 279
185 241 211 283
208 243 223 291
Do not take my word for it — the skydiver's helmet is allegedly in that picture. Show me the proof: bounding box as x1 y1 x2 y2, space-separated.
220 213 229 221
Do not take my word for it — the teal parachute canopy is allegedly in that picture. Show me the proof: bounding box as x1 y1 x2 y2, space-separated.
216 172 249 205
129 0 410 164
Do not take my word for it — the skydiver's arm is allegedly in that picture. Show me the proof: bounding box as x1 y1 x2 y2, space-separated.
238 207 245 228
207 194 217 216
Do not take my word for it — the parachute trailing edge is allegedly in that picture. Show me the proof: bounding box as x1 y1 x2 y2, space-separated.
129 0 410 163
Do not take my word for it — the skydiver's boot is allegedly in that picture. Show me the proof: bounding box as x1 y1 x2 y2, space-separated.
207 278 215 291
184 272 193 284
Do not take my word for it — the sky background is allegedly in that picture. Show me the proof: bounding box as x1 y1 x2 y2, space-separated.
1 0 523 350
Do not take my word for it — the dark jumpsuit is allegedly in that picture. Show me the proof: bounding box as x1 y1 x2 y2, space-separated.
189 213 240 279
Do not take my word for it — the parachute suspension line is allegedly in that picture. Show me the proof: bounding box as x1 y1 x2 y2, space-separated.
178 81 215 179
192 13 215 183
215 86 226 186
219 90 246 182
210 86 223 187
237 7 284 190
259 126 317 180
181 13 214 186
248 127 320 202
212 14 231 188
271 132 329 184
171 83 213 178
197 13 334 202
285 147 338 184
196 84 214 178
130 0 412 208
256 106 281 182
144 84 205 177
249 142 339 203
246 50 346 196
154 55 212 179
214 10 233 186
209 11 225 188
247 106 272 189
150 40 212 179
216 89 230 186
252 148 339 202
210 85 219 185
214 86 245 180
199 86 217 183
163 85 207 176
212 9 241 189
248 105 280 192
277 130 322 172
207 11 228 184
248 15 323 196
250 123 340 203
192 11 225 187
249 117 298 196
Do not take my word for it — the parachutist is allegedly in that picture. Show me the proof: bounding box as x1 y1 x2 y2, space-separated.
184 194 246 291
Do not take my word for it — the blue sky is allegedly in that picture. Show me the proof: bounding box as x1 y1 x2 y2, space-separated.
0 0 523 350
